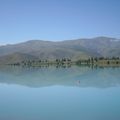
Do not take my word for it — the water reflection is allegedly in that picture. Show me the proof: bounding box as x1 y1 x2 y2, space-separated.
0 65 120 88
0 65 120 120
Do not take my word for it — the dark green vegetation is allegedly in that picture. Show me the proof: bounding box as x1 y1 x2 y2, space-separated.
8 57 120 67
0 37 120 66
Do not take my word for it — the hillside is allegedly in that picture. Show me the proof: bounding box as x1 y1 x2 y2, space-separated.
0 53 38 65
0 37 120 64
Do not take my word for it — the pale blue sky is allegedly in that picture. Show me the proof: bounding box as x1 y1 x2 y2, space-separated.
0 0 120 44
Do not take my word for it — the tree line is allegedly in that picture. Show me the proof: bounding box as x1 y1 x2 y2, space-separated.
11 57 120 66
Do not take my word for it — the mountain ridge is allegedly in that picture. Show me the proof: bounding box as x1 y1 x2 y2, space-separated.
0 37 120 64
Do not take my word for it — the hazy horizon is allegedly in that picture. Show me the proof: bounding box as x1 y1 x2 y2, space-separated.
0 36 120 46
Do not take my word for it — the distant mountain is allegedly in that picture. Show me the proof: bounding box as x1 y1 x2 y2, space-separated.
0 37 120 64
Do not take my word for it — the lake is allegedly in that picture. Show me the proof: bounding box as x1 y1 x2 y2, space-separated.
0 66 120 120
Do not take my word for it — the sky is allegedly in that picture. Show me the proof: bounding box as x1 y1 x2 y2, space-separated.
0 0 120 44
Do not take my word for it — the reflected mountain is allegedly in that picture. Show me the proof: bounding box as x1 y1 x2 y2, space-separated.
0 65 120 88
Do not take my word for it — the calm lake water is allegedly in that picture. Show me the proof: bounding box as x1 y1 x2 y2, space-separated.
0 66 120 120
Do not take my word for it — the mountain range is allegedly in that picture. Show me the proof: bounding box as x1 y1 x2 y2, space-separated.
0 37 120 64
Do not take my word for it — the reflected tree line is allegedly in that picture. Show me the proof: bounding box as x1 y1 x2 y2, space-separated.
11 57 120 67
